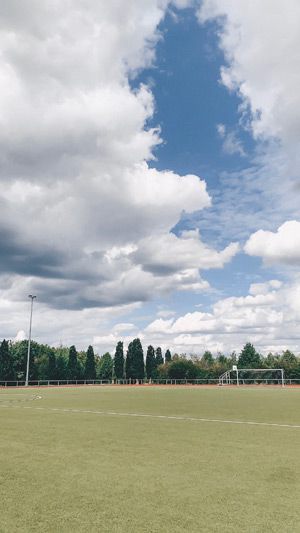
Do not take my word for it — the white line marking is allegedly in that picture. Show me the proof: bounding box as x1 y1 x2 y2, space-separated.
0 394 42 403
0 403 300 429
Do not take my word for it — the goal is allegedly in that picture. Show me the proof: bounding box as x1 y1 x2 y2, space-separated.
219 367 285 387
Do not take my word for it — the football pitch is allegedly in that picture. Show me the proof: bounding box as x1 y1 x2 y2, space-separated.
0 386 299 532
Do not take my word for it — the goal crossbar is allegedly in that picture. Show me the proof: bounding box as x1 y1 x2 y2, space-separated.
219 368 285 387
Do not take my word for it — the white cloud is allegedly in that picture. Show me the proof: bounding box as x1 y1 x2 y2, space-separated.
245 221 300 265
156 309 177 319
132 230 239 274
1 0 238 322
0 292 142 351
146 318 175 334
0 1 243 347
93 331 145 352
217 123 245 156
199 1 300 150
195 0 300 255
142 278 300 354
8 276 297 356
3 1 298 355
14 330 26 342
112 323 137 333
249 280 282 296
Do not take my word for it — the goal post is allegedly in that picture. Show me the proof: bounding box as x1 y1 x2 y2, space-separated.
219 368 285 387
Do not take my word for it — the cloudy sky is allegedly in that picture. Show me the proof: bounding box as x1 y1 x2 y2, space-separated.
1 0 300 355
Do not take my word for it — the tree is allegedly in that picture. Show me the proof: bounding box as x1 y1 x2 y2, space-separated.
238 343 261 368
125 338 144 381
265 352 279 368
168 359 197 380
280 350 297 367
99 352 113 380
56 354 68 380
280 350 299 380
146 345 156 380
216 354 228 365
165 349 172 363
155 347 164 366
67 345 78 380
125 343 133 379
114 341 124 380
10 340 37 381
0 340 14 381
85 345 96 380
54 346 68 380
201 351 214 367
48 350 57 380
76 351 86 379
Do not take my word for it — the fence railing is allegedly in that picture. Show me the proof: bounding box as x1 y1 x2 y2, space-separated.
1 378 300 387
0 379 218 387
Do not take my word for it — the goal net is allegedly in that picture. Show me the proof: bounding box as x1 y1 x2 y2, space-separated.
219 368 285 387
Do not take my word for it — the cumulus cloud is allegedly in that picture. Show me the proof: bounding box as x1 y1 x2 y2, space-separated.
245 221 300 265
4 1 297 354
142 278 300 354
132 1 300 356
0 292 141 349
196 0 300 246
132 230 239 275
249 280 282 296
1 0 238 323
198 0 300 149
90 276 300 355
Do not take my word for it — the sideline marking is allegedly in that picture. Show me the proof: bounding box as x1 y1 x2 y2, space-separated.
0 394 42 403
0 403 300 429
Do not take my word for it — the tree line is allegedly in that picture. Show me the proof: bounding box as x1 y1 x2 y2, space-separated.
0 338 300 383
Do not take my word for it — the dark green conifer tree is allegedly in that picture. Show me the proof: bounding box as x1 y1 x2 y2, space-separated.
98 352 113 380
165 349 172 363
48 350 57 380
85 345 96 380
126 338 144 381
0 339 14 381
125 342 133 379
67 345 78 380
238 343 261 368
155 347 164 366
56 354 67 380
114 341 124 379
146 345 156 380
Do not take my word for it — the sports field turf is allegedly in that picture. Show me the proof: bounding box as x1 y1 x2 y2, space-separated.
0 386 300 532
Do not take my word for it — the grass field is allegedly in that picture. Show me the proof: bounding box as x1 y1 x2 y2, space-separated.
1 385 300 532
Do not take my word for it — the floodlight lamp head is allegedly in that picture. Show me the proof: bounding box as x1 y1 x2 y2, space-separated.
28 294 36 300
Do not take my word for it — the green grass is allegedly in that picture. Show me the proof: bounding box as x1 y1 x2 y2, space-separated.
0 386 300 532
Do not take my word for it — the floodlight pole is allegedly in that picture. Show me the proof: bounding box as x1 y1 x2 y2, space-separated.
25 295 36 387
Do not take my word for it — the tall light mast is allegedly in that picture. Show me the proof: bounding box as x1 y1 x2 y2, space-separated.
25 295 36 386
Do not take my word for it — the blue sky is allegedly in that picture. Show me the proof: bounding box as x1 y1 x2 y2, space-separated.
1 1 299 355
137 9 251 177
127 8 276 328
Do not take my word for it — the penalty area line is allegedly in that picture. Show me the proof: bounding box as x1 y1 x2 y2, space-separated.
0 403 300 429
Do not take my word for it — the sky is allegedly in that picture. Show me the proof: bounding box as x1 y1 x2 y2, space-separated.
1 0 300 355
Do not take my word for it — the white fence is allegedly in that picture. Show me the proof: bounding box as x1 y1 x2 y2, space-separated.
1 378 300 387
0 379 218 387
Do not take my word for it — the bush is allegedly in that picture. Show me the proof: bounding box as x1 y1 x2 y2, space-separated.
168 359 197 380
